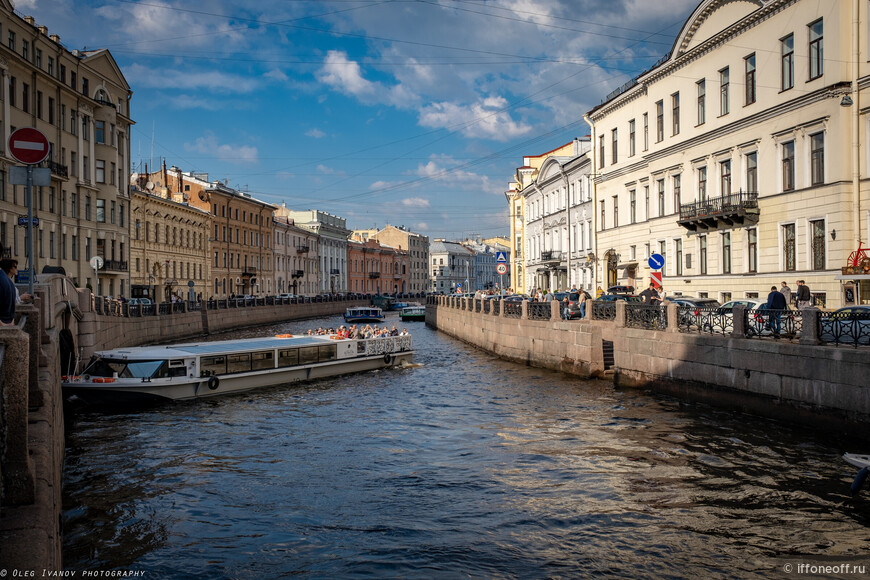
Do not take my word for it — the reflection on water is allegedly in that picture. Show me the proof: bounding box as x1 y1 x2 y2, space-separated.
63 314 870 577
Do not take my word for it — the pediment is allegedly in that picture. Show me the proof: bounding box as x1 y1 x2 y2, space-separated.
673 0 765 57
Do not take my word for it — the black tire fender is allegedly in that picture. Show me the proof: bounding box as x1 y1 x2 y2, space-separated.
208 375 220 390
384 353 392 365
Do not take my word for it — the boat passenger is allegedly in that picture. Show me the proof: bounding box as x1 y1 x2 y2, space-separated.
400 328 409 336
390 326 399 336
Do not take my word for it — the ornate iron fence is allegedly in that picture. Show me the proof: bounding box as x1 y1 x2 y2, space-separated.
492 300 501 316
744 308 803 340
483 299 491 314
626 304 667 330
528 302 551 321
592 302 616 321
504 302 522 319
677 306 732 335
475 299 482 313
819 310 870 347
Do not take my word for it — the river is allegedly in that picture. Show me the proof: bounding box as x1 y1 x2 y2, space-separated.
62 314 870 577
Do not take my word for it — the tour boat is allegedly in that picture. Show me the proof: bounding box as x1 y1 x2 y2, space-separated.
62 333 413 403
399 305 426 322
344 306 385 323
844 453 870 495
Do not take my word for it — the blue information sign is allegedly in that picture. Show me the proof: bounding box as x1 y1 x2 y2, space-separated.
495 251 507 263
17 216 38 226
648 253 665 270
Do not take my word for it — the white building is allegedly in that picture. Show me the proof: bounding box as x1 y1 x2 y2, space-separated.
430 239 475 294
281 210 350 293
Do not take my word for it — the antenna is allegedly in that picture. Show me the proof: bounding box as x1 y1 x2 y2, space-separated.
149 121 155 178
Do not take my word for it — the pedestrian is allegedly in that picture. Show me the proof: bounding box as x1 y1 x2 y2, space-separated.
596 286 604 299
0 259 30 305
639 283 661 305
0 258 17 324
780 281 792 306
796 280 812 308
766 285 787 336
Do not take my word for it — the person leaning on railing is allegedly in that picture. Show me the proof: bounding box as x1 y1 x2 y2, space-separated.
0 258 16 325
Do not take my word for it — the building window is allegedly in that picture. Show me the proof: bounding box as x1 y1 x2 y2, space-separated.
746 152 758 193
600 200 605 229
630 190 636 224
50 232 55 259
720 160 731 197
719 67 729 115
744 53 756 105
628 119 635 157
655 100 664 142
96 198 105 223
48 57 54 76
696 79 705 125
612 197 618 227
644 185 649 220
7 30 14 50
698 166 707 201
748 228 758 272
671 92 680 135
71 193 77 218
782 141 795 191
8 76 14 108
809 19 823 80
22 83 28 113
781 34 794 91
811 219 826 270
673 174 681 211
48 97 55 125
96 160 105 183
783 223 796 271
611 128 618 164
810 132 824 185
96 120 105 144
722 232 731 274
643 113 649 151
21 40 28 61
598 135 605 169
35 48 41 69
657 179 665 217
700 235 708 275
110 201 116 224
675 238 683 276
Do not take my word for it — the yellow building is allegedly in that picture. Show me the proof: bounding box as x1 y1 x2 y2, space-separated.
587 0 870 308
130 184 211 301
0 3 133 296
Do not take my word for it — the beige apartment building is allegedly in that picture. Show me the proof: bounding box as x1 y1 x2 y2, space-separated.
0 2 133 296
586 0 870 308
272 211 318 296
129 183 210 301
370 225 429 294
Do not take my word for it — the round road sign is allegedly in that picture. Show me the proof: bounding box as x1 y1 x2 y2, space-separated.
8 127 50 165
496 263 507 275
89 256 104 270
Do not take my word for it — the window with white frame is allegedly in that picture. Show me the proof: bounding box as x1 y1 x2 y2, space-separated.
696 79 705 125
810 132 824 186
808 19 823 80
719 67 730 115
782 141 795 191
781 34 794 90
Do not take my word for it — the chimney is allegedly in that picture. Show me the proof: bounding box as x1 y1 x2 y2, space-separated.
38 26 47 36
50 34 60 43
24 16 34 25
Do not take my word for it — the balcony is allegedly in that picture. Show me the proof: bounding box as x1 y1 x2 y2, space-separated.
291 270 304 279
368 272 381 279
102 260 128 272
296 245 309 253
242 267 257 277
540 250 564 263
678 191 759 232
40 160 68 178
94 97 116 109
330 269 340 275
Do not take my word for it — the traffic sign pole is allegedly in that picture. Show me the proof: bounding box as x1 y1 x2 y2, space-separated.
26 165 34 296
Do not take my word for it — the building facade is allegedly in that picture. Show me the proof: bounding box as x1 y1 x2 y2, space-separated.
272 213 318 296
370 225 430 295
586 0 870 308
429 239 475 294
130 184 210 301
283 210 350 293
0 3 133 295
142 163 276 297
347 238 409 295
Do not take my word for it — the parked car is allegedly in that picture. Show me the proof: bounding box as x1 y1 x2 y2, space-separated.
695 299 764 333
607 285 635 295
595 293 642 303
276 293 296 300
555 291 590 319
820 305 870 345
503 294 531 302
127 297 152 306
670 296 722 328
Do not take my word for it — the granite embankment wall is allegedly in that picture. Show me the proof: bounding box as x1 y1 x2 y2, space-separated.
427 296 870 431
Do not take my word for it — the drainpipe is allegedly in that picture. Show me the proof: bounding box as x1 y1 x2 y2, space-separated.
852 0 862 246
583 114 597 289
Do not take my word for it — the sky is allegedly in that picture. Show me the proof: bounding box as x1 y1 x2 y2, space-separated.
23 0 699 240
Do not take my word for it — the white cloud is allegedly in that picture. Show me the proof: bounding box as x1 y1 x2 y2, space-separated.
414 222 429 231
125 63 257 94
414 156 502 195
418 97 532 141
184 133 258 164
401 198 430 208
264 68 289 82
317 164 344 176
317 51 378 98
305 128 326 139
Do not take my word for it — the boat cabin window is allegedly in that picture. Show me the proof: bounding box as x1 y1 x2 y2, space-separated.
299 347 319 365
167 360 187 377
83 357 170 379
227 353 251 374
201 356 226 376
278 349 299 367
319 345 336 361
251 351 274 371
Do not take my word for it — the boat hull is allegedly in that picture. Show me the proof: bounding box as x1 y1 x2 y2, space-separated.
343 315 385 323
64 350 414 403
400 314 425 322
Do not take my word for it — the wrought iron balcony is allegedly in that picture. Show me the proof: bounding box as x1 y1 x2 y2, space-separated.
678 191 759 232
369 272 381 279
296 245 309 253
291 270 304 279
242 267 257 277
40 160 69 178
102 260 128 272
540 250 564 262
330 269 340 275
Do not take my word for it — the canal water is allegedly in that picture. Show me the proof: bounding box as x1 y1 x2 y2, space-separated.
62 314 870 577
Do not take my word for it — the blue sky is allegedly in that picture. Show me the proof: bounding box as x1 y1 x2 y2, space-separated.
25 0 698 239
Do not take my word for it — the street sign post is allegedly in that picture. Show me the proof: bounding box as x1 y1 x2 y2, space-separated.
495 251 507 263
496 263 507 294
90 256 104 296
8 127 50 297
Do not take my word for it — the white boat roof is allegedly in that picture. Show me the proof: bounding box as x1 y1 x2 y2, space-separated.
94 335 340 360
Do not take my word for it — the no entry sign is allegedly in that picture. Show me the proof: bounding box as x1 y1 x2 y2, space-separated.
8 127 50 165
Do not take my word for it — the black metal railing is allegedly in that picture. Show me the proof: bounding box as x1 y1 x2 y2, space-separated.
820 310 870 347
679 191 758 221
292 270 304 278
626 304 667 330
483 299 491 314
676 306 732 335
41 159 69 178
492 300 500 316
528 302 550 321
540 250 563 262
102 260 128 272
369 272 381 279
744 308 803 340
504 301 522 319
297 245 309 253
592 302 616 321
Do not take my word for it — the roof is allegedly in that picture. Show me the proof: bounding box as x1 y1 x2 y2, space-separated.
96 335 335 359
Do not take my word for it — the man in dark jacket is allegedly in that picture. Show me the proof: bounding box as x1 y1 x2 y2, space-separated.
639 283 661 305
0 259 17 325
796 280 812 308
766 285 788 336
